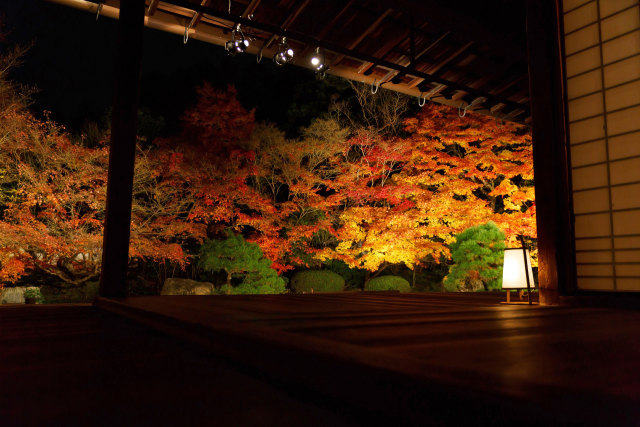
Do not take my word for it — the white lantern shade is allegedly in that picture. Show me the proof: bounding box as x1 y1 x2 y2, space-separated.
502 248 535 289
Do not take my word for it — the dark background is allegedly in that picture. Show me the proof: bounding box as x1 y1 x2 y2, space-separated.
2 0 349 137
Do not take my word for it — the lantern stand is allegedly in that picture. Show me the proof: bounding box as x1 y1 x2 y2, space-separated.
501 236 537 305
520 235 533 305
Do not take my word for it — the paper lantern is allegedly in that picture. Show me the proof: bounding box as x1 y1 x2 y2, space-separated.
502 248 535 289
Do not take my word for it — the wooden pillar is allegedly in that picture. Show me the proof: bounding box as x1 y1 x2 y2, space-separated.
99 0 145 298
525 0 576 304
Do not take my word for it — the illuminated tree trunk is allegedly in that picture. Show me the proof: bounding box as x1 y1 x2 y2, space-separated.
226 271 232 295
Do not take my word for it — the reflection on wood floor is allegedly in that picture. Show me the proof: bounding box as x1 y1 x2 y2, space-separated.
2 293 639 425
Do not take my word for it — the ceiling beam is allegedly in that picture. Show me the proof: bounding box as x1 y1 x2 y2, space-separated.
160 0 528 115
297 0 354 58
363 0 527 63
186 0 212 32
357 30 410 75
491 74 529 98
331 8 393 67
260 0 311 50
387 30 458 85
50 0 530 121
317 0 354 39
241 0 262 18
426 41 474 77
405 31 452 87
147 0 160 16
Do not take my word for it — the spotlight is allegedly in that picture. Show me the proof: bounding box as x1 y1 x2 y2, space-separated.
274 37 294 65
225 24 249 55
310 47 329 74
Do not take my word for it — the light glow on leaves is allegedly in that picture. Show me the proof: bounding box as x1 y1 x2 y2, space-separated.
0 82 537 284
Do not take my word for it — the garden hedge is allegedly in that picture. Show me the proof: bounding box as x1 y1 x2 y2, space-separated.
290 270 345 293
365 275 411 292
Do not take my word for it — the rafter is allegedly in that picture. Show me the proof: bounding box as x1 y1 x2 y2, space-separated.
161 0 524 113
241 0 262 18
147 0 160 16
427 41 474 76
357 26 415 75
182 0 212 40
364 0 527 63
260 0 312 50
297 0 354 58
331 8 393 67
53 0 531 122
318 1 354 39
401 30 452 87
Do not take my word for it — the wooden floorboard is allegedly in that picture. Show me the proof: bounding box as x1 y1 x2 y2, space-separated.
0 304 362 426
91 293 640 425
3 293 638 425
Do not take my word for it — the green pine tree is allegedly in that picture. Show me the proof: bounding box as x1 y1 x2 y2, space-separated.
444 222 506 292
198 232 286 295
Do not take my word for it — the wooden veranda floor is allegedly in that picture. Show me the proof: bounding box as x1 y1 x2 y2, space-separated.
3 293 640 425
0 304 354 426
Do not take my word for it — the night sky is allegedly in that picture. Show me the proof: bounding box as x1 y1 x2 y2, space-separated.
2 0 349 136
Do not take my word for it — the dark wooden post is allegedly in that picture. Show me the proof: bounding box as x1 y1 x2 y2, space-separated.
518 235 533 305
99 0 146 298
525 0 576 305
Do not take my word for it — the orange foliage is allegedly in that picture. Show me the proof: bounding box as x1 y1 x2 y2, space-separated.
170 89 536 274
176 83 255 155
400 103 536 249
0 82 536 283
0 107 208 285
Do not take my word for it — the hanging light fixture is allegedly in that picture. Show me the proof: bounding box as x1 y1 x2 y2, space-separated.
225 24 250 55
310 47 329 76
274 37 294 65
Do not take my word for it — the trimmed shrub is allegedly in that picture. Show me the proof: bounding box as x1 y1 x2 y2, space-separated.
290 270 345 293
324 259 366 290
40 281 99 303
365 275 411 292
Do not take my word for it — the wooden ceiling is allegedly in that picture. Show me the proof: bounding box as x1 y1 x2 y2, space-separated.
50 0 531 123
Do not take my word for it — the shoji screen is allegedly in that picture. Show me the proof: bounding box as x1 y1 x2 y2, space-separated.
563 0 640 291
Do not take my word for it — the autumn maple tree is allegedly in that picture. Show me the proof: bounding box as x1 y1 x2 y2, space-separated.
0 69 209 286
312 87 536 278
0 64 536 291
402 103 536 245
0 109 207 285
174 83 536 282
